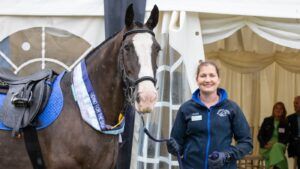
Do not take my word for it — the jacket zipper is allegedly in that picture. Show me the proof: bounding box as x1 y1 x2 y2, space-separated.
204 109 211 169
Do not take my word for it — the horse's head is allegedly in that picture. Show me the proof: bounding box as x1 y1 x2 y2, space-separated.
119 4 160 114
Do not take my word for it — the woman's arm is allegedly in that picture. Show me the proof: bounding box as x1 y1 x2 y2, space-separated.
227 103 253 160
257 118 268 148
170 107 187 155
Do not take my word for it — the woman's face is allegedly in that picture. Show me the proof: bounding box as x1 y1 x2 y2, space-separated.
196 64 220 95
273 104 284 119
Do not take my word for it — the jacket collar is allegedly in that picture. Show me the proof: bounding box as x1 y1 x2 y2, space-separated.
192 88 228 108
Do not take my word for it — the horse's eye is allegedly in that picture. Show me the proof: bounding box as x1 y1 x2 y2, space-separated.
124 44 131 51
155 45 161 52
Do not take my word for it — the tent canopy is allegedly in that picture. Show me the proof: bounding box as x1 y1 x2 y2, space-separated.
1 0 300 19
1 0 300 48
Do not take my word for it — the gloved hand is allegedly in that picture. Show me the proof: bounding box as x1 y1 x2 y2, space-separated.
208 151 231 169
166 137 180 155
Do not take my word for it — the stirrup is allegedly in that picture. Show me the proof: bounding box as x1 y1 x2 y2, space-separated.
11 91 32 107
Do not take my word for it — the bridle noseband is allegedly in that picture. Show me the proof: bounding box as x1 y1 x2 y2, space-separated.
119 29 157 104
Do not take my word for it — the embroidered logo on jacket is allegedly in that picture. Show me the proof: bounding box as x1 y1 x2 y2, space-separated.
217 109 230 117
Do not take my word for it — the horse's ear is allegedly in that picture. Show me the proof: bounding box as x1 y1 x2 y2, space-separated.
145 5 159 30
125 4 134 28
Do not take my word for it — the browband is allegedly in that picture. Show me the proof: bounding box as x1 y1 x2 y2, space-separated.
123 29 155 40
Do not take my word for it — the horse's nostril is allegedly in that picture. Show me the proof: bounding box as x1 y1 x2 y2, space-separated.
136 93 141 103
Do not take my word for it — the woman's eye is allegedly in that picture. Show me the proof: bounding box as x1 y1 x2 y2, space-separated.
199 74 216 78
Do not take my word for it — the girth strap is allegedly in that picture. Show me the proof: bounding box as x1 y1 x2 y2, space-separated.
23 125 46 169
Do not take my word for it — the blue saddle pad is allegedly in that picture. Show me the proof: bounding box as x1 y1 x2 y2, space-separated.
0 72 65 130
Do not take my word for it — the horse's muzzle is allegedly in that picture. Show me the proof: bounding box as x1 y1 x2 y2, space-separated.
135 81 157 113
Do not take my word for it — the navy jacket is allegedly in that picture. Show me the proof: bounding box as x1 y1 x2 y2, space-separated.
257 116 289 148
287 113 300 157
170 88 253 169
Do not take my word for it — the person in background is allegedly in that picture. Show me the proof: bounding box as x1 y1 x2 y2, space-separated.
257 102 289 169
167 60 253 169
287 96 300 169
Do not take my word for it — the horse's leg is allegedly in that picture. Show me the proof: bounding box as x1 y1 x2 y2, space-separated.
38 87 84 169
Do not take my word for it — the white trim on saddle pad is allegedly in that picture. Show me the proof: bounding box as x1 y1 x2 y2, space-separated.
71 61 124 135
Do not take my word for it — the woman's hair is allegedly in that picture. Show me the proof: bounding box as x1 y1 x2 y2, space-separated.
272 101 287 121
196 60 220 77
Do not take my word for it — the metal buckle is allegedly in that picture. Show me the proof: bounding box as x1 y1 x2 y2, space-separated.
11 91 32 107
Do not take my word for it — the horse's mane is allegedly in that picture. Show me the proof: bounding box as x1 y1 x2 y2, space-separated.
85 21 145 60
84 31 121 60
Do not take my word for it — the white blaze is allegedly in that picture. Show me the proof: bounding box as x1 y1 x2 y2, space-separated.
132 33 157 113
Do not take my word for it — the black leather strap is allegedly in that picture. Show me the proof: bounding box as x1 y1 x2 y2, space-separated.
122 29 155 41
23 125 46 169
134 76 156 86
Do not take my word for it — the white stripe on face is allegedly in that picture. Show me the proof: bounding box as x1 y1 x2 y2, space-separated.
132 33 154 78
132 33 157 113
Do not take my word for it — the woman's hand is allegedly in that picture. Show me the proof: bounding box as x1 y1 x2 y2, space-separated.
167 137 180 155
264 142 273 149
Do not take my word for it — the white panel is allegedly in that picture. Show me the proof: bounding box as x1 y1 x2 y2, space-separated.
147 0 300 19
0 0 103 16
169 11 204 92
0 16 104 47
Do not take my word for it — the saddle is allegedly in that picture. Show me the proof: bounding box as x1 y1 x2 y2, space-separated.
0 68 56 136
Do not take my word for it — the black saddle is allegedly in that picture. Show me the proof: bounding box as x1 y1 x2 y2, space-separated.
0 68 56 136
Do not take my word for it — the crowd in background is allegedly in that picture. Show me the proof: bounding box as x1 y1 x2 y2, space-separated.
257 96 300 169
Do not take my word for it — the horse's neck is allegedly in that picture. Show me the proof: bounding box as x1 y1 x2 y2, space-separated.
84 37 125 124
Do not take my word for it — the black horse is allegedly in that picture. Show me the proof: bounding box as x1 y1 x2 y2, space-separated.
0 4 160 169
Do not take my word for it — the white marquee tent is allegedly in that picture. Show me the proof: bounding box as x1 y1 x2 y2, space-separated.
1 0 300 169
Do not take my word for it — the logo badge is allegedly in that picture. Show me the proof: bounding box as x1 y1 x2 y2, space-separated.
278 128 285 133
216 109 230 117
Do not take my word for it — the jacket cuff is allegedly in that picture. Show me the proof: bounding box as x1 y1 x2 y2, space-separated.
224 152 233 163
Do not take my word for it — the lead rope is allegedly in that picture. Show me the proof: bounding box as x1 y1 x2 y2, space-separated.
139 114 184 169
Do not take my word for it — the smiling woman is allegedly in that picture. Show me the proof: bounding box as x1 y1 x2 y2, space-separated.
196 61 220 107
167 60 253 169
